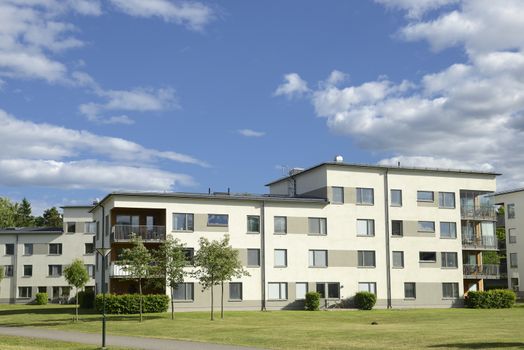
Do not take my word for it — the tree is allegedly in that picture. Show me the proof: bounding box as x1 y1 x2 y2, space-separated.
121 235 152 322
16 198 33 227
0 197 17 228
154 237 187 320
42 207 62 227
64 259 90 322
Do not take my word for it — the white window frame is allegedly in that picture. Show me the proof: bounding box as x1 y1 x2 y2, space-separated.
417 191 434 202
247 248 260 267
295 282 308 300
418 221 435 233
308 217 327 235
440 222 457 239
268 282 287 300
173 282 194 301
419 251 437 262
332 187 344 204
173 213 194 231
247 215 260 233
274 249 287 267
207 214 228 227
356 188 374 205
358 282 377 295
308 250 328 267
438 192 456 208
274 216 287 234
358 250 376 267
441 252 458 268
508 204 515 219
229 282 243 301
392 251 404 268
357 219 375 237
404 282 416 299
390 189 402 206
442 282 459 298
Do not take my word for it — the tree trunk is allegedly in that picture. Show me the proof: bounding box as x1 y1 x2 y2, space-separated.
75 289 79 322
220 281 224 319
171 286 175 320
139 279 143 323
210 281 214 321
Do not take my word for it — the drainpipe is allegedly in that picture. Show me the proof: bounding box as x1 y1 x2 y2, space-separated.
11 234 19 304
383 170 392 309
260 201 266 311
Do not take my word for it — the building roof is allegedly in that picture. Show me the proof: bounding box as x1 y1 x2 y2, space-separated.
0 227 63 235
61 205 94 209
494 187 524 196
265 161 501 186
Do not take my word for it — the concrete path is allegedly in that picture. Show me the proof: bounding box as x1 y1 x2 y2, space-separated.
0 326 260 350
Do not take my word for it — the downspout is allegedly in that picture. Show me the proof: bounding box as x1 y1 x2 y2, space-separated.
11 234 19 304
384 169 392 309
260 201 266 311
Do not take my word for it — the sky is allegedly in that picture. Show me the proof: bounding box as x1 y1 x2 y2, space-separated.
1 0 524 214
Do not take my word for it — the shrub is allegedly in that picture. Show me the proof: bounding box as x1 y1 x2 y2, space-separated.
354 292 376 310
465 289 516 309
95 294 169 314
304 292 320 311
35 292 48 305
78 290 95 309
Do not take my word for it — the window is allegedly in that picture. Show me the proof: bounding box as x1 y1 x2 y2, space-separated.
440 222 457 238
358 250 376 267
316 282 340 299
357 188 374 205
417 191 434 202
358 282 377 295
182 248 194 265
274 249 287 267
510 253 518 268
391 189 402 206
49 243 62 255
404 282 416 299
38 287 47 293
5 243 14 255
173 283 194 301
392 220 403 236
207 214 228 226
247 249 260 267
418 221 435 232
247 215 260 233
274 216 287 234
173 213 194 231
419 251 437 262
308 217 327 235
85 243 94 254
439 192 455 208
96 222 100 240
392 251 404 268
268 282 287 300
508 204 516 219
309 250 327 267
441 252 458 268
442 283 459 298
85 264 95 278
85 222 96 234
357 219 375 237
332 187 344 204
509 229 517 244
23 265 32 277
4 265 13 277
66 222 76 233
48 265 62 277
229 282 242 301
19 287 31 298
24 243 33 255
296 282 308 299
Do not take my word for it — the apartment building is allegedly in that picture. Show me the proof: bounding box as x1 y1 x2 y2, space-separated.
0 206 96 303
89 159 498 310
495 189 524 298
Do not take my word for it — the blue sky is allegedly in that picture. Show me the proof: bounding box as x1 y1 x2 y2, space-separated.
1 0 523 214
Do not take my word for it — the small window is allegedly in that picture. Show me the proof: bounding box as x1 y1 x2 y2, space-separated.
247 216 260 233
392 220 403 236
510 253 518 268
404 282 416 299
316 283 326 298
296 282 308 299
48 265 62 277
316 282 340 299
23 265 32 277
508 204 516 219
419 251 437 262
357 219 375 237
418 221 435 233
4 265 13 277
391 189 402 206
274 249 287 267
66 222 76 233
38 286 47 293
5 244 14 255
247 249 260 267
49 243 62 255
417 191 434 202
392 251 404 268
440 222 457 238
268 282 287 300
358 282 376 295
173 213 194 231
441 252 458 268
85 222 96 234
439 192 455 208
18 287 32 298
182 248 194 265
85 243 94 255
173 283 194 301
24 243 33 255
332 187 344 204
358 250 376 267
85 264 95 278
442 283 459 298
309 250 328 267
229 282 242 301
207 214 228 226
308 218 327 235
509 229 517 244
274 216 287 234
357 188 374 205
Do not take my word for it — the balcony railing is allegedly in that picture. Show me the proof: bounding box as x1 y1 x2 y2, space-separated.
112 225 166 242
463 264 500 279
461 236 498 250
110 263 130 278
460 205 496 221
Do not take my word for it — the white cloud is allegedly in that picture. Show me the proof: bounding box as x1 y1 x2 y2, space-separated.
274 73 310 99
375 0 459 19
237 129 265 137
109 0 215 31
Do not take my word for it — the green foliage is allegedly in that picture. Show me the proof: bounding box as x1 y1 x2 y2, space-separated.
64 259 90 321
354 292 377 310
482 251 501 264
465 289 516 309
95 294 169 314
496 227 506 242
0 197 18 228
16 198 33 227
42 207 62 227
35 292 48 305
0 265 4 284
78 290 95 309
304 292 320 311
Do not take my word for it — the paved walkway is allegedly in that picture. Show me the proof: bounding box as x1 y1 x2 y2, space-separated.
0 326 260 350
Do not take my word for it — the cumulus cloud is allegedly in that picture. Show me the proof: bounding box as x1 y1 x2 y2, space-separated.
237 129 265 137
375 0 459 19
274 73 310 99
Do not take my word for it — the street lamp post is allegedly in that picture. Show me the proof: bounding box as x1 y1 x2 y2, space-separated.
96 246 111 349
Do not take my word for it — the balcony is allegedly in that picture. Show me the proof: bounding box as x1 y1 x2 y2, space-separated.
460 205 496 221
463 264 500 279
112 225 166 242
462 236 498 250
110 263 130 278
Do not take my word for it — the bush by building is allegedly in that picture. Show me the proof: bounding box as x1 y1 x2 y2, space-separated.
304 292 320 311
95 294 169 314
35 292 48 305
354 292 377 310
78 290 95 309
465 289 516 309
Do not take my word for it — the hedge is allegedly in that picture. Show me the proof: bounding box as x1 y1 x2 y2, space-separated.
354 291 377 310
305 292 320 311
95 294 169 314
78 290 95 309
465 289 516 309
35 292 48 305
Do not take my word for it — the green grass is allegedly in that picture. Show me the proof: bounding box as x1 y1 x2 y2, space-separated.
0 304 523 349
0 334 122 350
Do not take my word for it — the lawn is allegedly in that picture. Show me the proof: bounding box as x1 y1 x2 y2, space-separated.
0 304 523 349
0 334 128 350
